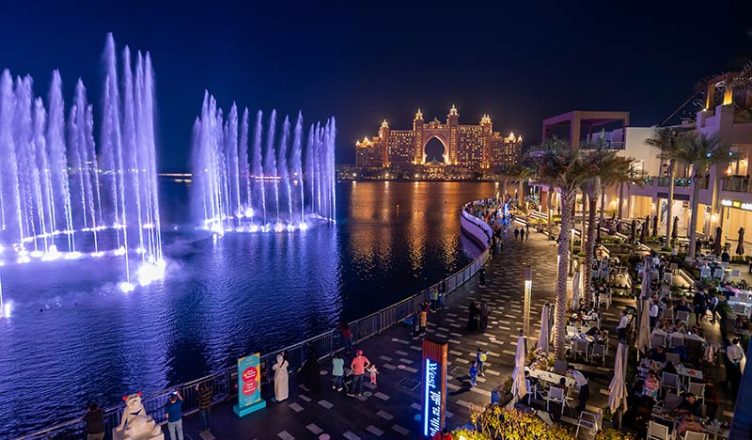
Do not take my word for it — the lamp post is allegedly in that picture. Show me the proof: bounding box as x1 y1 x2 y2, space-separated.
523 266 532 337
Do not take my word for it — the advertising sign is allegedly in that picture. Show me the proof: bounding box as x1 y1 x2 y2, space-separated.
233 352 267 417
422 338 448 438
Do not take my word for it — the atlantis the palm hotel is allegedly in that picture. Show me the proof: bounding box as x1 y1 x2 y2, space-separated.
538 71 752 250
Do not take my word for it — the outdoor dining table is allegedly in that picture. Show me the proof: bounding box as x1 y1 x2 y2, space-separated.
526 367 576 388
675 364 703 388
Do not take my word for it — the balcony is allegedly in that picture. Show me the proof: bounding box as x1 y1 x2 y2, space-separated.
580 141 626 150
721 176 750 193
655 176 708 189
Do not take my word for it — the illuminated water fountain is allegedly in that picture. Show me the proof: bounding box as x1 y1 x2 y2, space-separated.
0 33 164 297
191 92 336 233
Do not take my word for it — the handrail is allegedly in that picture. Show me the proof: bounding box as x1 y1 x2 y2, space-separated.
15 200 492 440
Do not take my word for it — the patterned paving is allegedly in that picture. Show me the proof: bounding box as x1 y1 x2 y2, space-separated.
181 229 621 439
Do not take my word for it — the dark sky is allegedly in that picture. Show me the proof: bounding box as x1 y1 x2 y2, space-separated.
0 0 750 170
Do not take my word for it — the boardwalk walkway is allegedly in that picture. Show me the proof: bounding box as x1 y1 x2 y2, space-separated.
174 229 613 439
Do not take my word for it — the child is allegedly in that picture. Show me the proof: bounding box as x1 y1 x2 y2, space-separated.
332 353 345 391
367 363 379 386
469 361 478 387
476 348 487 377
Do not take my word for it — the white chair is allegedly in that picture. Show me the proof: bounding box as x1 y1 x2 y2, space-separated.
525 378 535 404
590 343 607 366
676 311 690 327
546 386 566 415
730 269 741 280
700 267 711 280
662 372 680 394
647 421 671 440
666 352 681 366
687 381 705 399
573 339 589 362
713 268 724 280
598 293 612 310
669 333 685 349
553 360 568 376
683 431 707 440
664 392 682 411
651 333 667 348
566 326 579 337
575 410 600 438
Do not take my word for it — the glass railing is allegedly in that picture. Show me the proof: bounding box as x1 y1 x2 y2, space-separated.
721 176 750 192
656 176 708 189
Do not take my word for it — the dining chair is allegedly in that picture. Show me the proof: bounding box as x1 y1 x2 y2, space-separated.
575 410 600 438
590 343 606 366
573 339 589 362
669 334 685 349
647 420 671 440
662 372 680 394
666 352 680 365
546 386 566 415
651 334 667 348
713 268 724 280
686 381 705 398
525 378 535 405
553 360 568 376
676 311 690 327
664 392 682 411
683 430 707 440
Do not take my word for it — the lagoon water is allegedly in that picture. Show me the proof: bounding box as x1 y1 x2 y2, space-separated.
0 180 495 437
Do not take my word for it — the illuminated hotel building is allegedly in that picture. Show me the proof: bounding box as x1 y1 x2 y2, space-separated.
355 106 522 171
537 71 752 250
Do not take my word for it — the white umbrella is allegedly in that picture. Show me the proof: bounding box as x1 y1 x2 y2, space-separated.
511 334 528 402
636 299 652 355
571 268 581 311
608 342 629 413
536 304 550 354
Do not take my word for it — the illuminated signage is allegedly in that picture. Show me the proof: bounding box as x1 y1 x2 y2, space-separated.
233 352 266 417
721 199 752 211
422 339 448 438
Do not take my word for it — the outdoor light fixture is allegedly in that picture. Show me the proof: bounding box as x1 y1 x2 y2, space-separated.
523 266 532 337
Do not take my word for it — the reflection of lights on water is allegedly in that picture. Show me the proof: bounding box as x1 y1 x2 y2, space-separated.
118 282 135 293
274 223 285 233
298 222 309 231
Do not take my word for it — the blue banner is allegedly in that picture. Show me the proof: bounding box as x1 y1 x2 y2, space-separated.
234 352 265 417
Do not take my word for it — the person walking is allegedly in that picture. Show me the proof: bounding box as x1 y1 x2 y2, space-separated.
479 267 486 288
432 427 454 440
272 353 289 402
338 321 353 354
514 228 519 241
332 353 345 391
430 286 439 311
84 403 105 440
476 348 487 377
299 346 321 393
367 363 379 386
469 361 478 387
467 302 480 332
693 290 707 324
649 298 659 330
348 350 371 396
569 369 589 413
419 307 428 336
196 383 213 433
727 338 745 396
479 302 490 331
164 390 184 440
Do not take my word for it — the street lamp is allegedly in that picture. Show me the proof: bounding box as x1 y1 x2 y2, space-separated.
523 266 532 337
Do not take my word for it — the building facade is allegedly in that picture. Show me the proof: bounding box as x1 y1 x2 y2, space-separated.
355 106 522 171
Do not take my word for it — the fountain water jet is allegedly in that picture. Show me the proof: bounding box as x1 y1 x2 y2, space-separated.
0 33 164 298
191 93 336 233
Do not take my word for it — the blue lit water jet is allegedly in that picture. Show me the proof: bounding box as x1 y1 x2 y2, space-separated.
191 92 336 233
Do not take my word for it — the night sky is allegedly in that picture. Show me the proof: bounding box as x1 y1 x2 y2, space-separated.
0 0 750 170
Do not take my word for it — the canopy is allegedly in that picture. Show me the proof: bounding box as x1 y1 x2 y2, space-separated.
511 334 528 402
536 304 550 354
608 342 629 413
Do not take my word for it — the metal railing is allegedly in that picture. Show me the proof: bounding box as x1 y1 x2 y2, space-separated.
15 202 492 440
721 176 751 193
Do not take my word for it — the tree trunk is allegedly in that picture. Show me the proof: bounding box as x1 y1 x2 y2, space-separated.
554 189 575 360
584 183 600 305
618 183 624 219
518 180 524 212
547 190 553 235
502 178 508 201
688 172 702 258
599 185 606 225
666 160 675 247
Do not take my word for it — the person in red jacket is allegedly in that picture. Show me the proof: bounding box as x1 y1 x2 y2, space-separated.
348 350 370 396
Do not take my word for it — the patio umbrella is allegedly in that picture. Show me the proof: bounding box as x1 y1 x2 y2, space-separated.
608 342 629 414
652 215 658 237
571 267 581 311
636 299 652 355
536 304 550 354
737 227 745 256
715 226 723 254
511 333 528 402
671 216 679 240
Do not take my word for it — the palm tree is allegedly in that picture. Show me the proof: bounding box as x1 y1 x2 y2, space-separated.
673 133 734 258
528 139 595 360
510 165 533 213
581 149 637 304
646 128 681 248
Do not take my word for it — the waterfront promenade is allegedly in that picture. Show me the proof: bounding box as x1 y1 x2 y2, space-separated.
177 228 618 439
